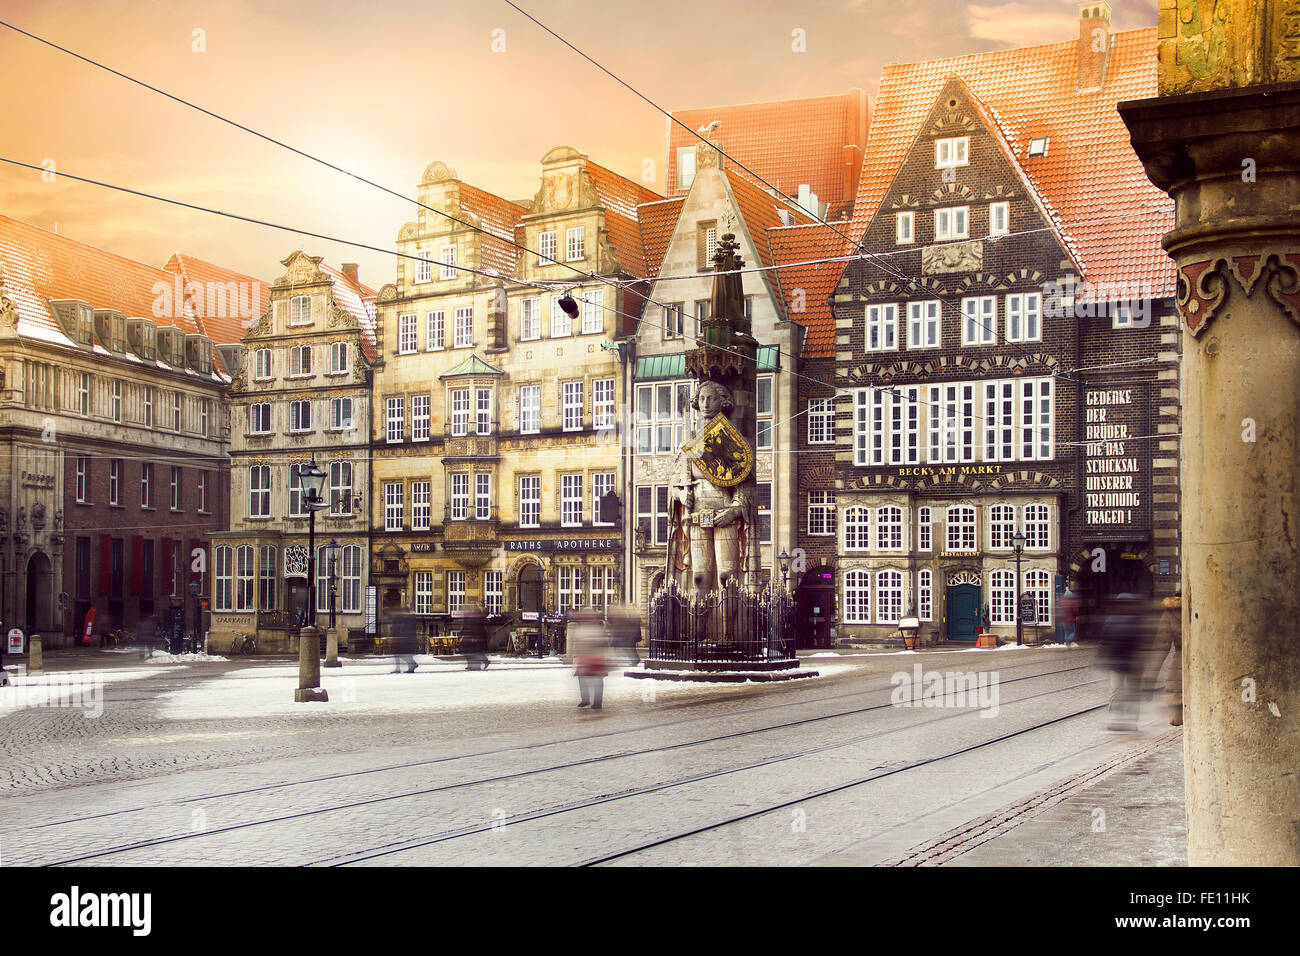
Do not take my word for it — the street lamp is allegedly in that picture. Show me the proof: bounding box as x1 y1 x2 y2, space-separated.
324 539 342 630
298 459 328 627
1012 530 1026 647
778 549 791 590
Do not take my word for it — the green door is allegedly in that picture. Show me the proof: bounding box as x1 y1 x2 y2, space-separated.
946 584 981 643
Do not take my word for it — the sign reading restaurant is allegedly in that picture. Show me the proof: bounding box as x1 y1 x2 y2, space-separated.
505 538 620 553
1082 384 1152 535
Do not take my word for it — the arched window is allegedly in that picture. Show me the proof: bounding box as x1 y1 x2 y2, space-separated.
342 546 363 613
1026 569 1052 624
876 570 904 624
844 507 871 551
989 503 1016 550
214 546 234 612
258 546 277 611
844 570 871 623
876 506 904 551
990 569 1016 625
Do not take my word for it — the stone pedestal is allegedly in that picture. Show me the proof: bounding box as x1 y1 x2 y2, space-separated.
295 626 328 702
29 636 43 674
1122 82 1300 866
324 629 341 668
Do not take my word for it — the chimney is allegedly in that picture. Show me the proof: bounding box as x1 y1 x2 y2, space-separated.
1077 1 1112 91
342 262 360 286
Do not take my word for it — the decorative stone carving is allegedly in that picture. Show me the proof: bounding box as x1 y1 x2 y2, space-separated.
1157 0 1300 95
922 241 983 274
0 259 18 332
31 502 46 531
1175 250 1300 335
327 304 356 329
16 506 25 530
54 509 63 532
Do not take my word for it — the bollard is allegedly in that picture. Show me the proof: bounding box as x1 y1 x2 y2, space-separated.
324 629 341 668
295 626 328 702
29 635 43 674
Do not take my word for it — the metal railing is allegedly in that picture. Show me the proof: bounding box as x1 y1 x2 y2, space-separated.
648 579 796 664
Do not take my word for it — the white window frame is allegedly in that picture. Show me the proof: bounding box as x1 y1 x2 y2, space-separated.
935 136 970 168
843 570 871 624
561 473 583 527
398 314 418 354
439 245 457 281
592 472 615 526
75 456 89 503
289 295 312 326
249 403 271 435
876 570 904 625
918 569 933 622
538 230 557 267
918 506 933 552
844 506 871 552
896 211 914 244
1005 292 1042 343
426 310 445 350
935 206 970 241
876 506 905 551
254 348 272 380
990 201 1010 236
807 398 834 444
450 473 469 521
454 306 473 348
289 399 312 433
866 304 899 352
550 297 572 338
109 459 121 506
593 378 615 431
485 570 503 616
386 397 404 443
412 480 431 530
519 475 540 529
1024 503 1052 550
563 381 584 432
990 569 1017 626
330 397 354 432
476 388 493 435
962 295 997 346
170 466 182 511
519 385 541 435
907 301 941 350
248 465 269 518
808 490 836 536
581 291 602 334
519 299 540 341
414 571 433 614
989 503 1017 551
329 461 353 515
475 473 492 520
412 394 431 442
946 506 977 552
289 345 313 377
756 375 774 450
384 482 404 531
450 388 471 437
565 226 585 262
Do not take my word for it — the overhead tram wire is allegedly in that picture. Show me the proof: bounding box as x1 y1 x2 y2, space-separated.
0 16 1167 393
0 155 1166 447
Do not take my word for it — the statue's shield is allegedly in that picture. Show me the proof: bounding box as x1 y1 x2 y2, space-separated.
683 413 753 487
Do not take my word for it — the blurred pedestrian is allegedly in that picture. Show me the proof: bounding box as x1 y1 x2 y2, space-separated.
1096 592 1157 731
609 603 642 665
570 608 609 709
457 603 489 671
390 612 419 673
1146 591 1183 726
1057 588 1081 645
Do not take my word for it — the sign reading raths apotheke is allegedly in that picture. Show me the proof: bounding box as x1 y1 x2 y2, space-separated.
1082 383 1152 535
505 538 620 553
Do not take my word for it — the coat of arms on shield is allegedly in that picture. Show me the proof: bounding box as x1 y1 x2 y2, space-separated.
682 413 754 487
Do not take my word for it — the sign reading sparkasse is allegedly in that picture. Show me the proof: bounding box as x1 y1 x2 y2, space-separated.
1082 383 1152 536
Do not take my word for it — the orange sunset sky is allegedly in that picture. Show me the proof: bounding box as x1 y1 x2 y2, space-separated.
1 0 1156 288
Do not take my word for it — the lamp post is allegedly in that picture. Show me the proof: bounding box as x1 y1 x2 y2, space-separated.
778 549 791 590
1011 530 1026 647
324 539 342 631
298 459 328 627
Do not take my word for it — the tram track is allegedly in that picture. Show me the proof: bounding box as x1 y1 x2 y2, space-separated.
9 658 1089 836
30 664 1103 866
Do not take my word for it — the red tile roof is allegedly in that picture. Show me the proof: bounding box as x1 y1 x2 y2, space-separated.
636 198 685 278
161 252 272 346
586 160 664 278
456 182 529 277
318 261 379 363
768 223 855 356
0 213 204 349
668 91 869 204
849 28 1174 301
725 172 816 277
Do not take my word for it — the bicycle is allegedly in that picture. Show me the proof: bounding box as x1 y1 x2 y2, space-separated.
227 634 256 656
106 628 135 649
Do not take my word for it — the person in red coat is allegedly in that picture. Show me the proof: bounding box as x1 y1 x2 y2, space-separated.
570 608 610 710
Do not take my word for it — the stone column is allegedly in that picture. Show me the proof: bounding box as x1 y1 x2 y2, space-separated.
324 628 341 668
1121 5 1300 864
295 626 328 702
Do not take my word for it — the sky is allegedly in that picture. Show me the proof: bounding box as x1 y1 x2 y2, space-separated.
0 0 1156 289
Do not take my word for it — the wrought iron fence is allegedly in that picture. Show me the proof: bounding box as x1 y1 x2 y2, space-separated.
648 579 796 663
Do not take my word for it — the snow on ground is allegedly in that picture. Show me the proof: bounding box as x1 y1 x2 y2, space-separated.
156 656 854 721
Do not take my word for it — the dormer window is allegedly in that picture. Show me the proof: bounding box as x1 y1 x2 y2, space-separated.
935 137 969 168
1028 137 1049 157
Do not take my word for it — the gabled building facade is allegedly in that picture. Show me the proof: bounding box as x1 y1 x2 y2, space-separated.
0 215 250 648
628 137 812 607
207 252 376 653
807 5 1180 645
370 150 658 644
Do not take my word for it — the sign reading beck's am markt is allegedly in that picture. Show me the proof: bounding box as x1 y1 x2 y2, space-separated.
1083 384 1152 535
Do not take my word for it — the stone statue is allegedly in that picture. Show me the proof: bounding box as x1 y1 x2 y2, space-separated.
667 380 753 598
